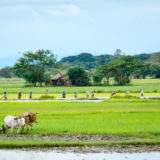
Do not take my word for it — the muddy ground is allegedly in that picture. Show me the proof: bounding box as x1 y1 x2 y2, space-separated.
0 134 160 153
31 145 160 153
0 134 151 141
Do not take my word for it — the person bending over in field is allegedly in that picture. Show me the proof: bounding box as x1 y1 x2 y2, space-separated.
74 91 77 98
111 92 116 96
29 91 32 99
4 92 7 100
86 90 89 98
62 91 66 98
18 92 21 100
140 89 144 97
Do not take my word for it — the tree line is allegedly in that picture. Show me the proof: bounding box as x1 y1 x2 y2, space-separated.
0 49 160 86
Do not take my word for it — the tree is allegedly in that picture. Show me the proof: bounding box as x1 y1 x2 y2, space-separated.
68 67 90 86
133 63 151 79
0 67 16 78
114 49 125 56
104 56 141 85
14 49 56 86
92 68 104 84
43 72 51 85
149 63 160 78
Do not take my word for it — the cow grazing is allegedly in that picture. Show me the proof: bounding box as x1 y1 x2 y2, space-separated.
21 112 38 131
4 116 25 134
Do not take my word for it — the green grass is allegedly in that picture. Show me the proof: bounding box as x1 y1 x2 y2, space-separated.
0 99 160 147
0 99 160 137
0 138 160 148
0 78 160 95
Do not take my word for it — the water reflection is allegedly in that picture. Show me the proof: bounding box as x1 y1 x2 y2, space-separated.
0 150 160 160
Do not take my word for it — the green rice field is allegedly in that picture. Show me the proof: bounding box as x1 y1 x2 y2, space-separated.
0 78 160 148
0 99 160 137
0 78 160 99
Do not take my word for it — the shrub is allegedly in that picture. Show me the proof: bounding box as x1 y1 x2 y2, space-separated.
39 95 56 99
153 90 158 92
95 90 103 93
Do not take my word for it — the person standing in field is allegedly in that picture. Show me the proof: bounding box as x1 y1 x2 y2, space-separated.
4 92 7 100
46 90 49 95
74 91 77 98
29 91 32 99
140 89 144 97
91 91 95 98
18 92 21 100
62 91 66 98
86 90 89 98
126 90 130 95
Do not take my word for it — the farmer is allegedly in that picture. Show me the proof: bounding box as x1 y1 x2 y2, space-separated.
126 90 130 95
62 91 66 98
140 89 144 97
86 90 89 98
91 91 95 98
111 92 116 96
29 91 32 99
74 91 77 98
4 92 7 100
18 92 21 100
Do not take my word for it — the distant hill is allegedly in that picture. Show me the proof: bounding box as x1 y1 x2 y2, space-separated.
0 52 160 70
59 52 160 70
59 53 119 70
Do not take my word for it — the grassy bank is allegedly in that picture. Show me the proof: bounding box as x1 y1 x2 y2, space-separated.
0 137 160 148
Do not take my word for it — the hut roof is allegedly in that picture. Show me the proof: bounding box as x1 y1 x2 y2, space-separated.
51 70 67 80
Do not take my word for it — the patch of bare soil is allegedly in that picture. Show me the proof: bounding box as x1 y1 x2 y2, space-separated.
0 134 150 142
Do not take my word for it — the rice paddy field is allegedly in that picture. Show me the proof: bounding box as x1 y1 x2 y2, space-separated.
0 78 160 148
0 78 160 99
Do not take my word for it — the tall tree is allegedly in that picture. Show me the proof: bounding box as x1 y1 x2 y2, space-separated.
149 63 160 78
68 67 90 86
14 49 56 86
103 56 141 85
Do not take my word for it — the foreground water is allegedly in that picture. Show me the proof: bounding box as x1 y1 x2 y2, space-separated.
0 150 160 160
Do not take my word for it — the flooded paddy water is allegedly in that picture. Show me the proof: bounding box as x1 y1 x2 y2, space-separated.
0 149 160 160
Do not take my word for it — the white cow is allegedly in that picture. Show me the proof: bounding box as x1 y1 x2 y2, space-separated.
4 116 25 134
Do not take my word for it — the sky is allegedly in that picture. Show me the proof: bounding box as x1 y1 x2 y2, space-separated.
0 0 160 67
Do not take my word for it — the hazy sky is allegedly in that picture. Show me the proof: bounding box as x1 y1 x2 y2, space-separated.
0 0 160 60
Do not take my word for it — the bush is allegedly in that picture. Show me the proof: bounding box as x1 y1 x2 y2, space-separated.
95 90 103 93
153 90 158 92
111 94 138 99
39 95 56 99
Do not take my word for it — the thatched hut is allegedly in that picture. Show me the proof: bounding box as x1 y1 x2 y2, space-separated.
51 70 70 86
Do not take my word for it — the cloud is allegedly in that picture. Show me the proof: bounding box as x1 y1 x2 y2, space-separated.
44 4 86 17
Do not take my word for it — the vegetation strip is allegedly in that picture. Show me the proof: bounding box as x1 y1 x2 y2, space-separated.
0 138 160 148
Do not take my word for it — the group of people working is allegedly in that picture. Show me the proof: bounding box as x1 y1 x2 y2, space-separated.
3 91 32 100
2 89 144 100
